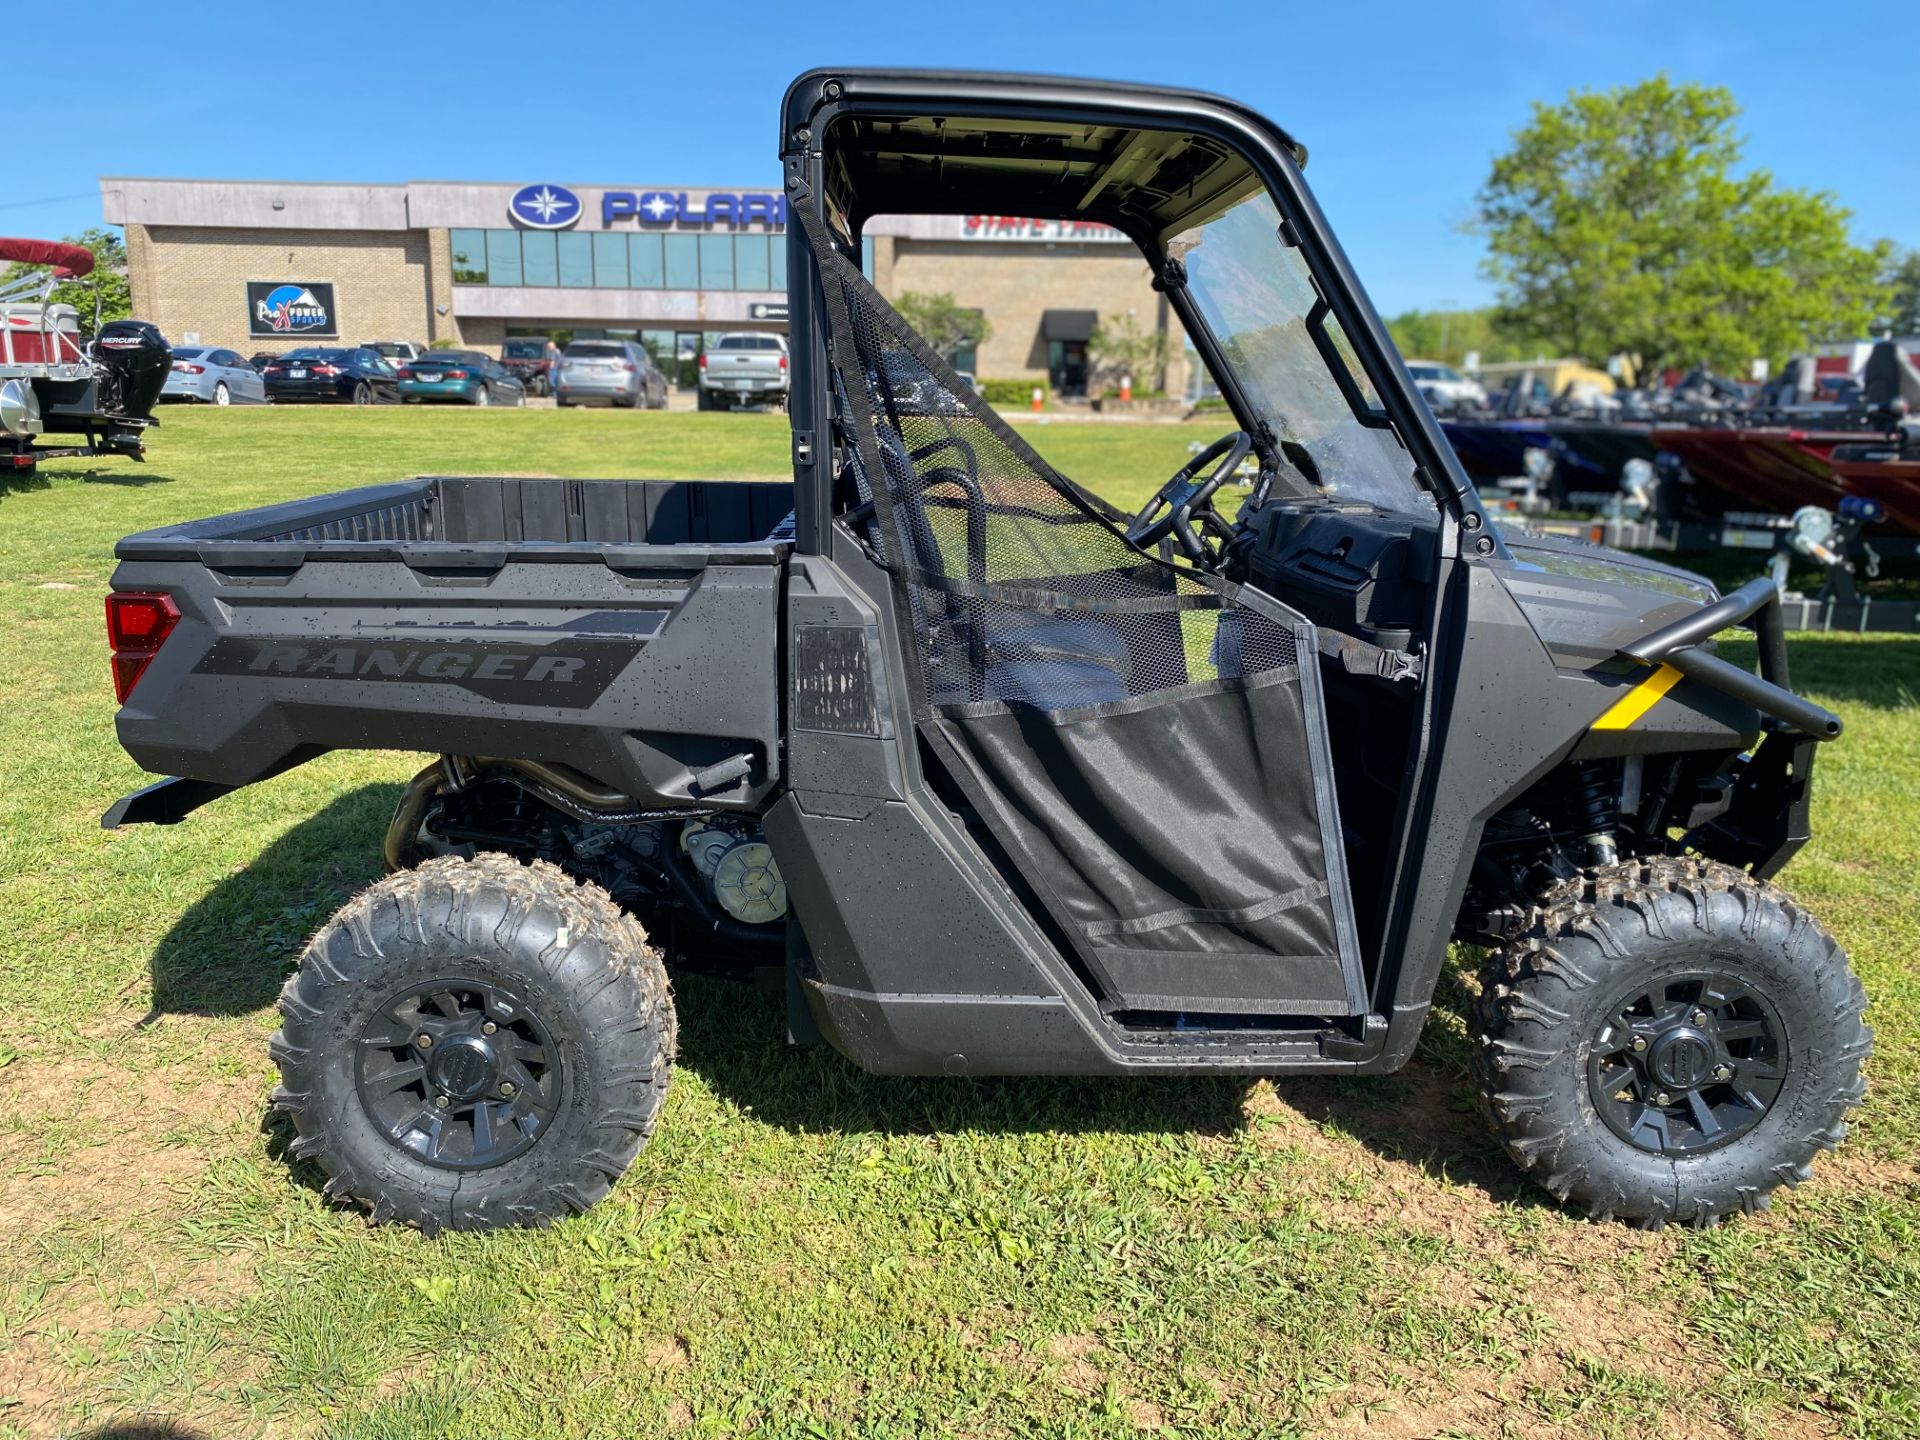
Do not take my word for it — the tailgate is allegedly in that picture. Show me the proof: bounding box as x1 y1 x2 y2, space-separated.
108 481 788 812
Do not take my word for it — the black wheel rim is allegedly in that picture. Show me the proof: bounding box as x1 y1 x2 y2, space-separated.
355 978 564 1170
1587 969 1788 1156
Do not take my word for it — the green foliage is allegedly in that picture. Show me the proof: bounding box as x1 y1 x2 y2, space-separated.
892 290 992 363
0 227 132 337
1478 76 1889 375
1882 248 1920 335
1385 307 1527 368
979 376 1047 407
429 337 459 349
1088 311 1171 389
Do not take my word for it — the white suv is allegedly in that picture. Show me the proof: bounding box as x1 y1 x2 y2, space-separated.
1404 360 1487 408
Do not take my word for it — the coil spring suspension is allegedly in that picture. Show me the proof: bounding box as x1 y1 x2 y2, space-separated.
1568 761 1619 867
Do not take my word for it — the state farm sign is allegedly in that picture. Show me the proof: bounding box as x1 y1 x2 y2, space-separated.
960 216 1129 243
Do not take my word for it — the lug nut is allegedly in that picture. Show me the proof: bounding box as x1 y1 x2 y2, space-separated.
434 1095 450 1110
1652 1091 1672 1106
1712 1064 1734 1082
416 1033 433 1049
1630 1036 1648 1053
1692 1010 1711 1026
499 1081 516 1097
482 1021 497 1036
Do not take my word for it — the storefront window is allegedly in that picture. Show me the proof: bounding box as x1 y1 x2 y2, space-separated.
698 234 733 290
451 229 487 284
770 237 788 292
664 235 699 290
630 234 663 288
558 233 594 288
520 231 558 287
485 230 522 287
734 234 770 290
593 232 628 288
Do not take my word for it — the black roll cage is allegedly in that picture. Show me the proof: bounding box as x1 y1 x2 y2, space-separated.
776 68 1492 557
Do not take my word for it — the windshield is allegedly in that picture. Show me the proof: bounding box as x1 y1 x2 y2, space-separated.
1172 190 1430 514
502 340 547 357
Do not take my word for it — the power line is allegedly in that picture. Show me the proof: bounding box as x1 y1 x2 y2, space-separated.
0 189 103 212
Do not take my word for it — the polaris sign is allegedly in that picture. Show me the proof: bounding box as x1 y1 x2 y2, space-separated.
246 282 337 338
508 183 582 230
600 191 787 229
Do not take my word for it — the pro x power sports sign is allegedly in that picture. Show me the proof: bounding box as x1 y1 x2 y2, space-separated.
247 282 338 338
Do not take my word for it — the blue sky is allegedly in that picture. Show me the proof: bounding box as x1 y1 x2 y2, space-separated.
7 1 1911 317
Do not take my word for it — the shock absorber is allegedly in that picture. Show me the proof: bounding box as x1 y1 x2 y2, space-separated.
1569 761 1620 868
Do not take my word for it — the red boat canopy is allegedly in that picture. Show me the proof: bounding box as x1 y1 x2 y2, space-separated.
0 238 95 279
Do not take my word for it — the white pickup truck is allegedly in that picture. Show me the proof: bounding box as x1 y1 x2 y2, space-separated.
697 332 789 411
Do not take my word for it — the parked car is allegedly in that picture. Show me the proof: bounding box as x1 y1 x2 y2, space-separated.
261 347 402 404
1404 360 1487 408
500 337 563 396
398 351 526 407
553 340 667 409
697 332 789 410
364 341 427 369
160 346 267 406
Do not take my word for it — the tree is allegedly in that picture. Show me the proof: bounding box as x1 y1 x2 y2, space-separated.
1477 77 1887 377
892 291 992 365
1089 311 1171 392
1882 248 1920 335
0 228 132 337
1385 307 1527 367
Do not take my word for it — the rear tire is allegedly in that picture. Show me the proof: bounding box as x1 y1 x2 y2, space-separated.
1473 857 1869 1228
270 854 675 1233
696 387 712 411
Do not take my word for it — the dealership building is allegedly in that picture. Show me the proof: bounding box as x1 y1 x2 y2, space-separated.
99 177 1187 393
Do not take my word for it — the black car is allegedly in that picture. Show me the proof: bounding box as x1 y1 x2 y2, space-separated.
261 347 402 404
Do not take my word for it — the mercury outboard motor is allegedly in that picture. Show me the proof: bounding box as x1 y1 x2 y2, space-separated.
93 319 171 421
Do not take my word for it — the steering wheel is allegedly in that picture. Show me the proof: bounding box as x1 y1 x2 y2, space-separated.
1125 430 1253 563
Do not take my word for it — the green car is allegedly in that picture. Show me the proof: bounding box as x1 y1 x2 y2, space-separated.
398 351 526 406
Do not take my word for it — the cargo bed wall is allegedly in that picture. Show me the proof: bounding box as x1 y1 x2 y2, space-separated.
111 476 796 812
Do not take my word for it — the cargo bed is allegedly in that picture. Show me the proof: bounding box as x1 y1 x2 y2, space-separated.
110 476 796 812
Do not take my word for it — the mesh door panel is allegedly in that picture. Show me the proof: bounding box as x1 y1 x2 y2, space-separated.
819 253 1298 715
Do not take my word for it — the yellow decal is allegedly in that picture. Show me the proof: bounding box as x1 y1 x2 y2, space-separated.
1592 662 1685 730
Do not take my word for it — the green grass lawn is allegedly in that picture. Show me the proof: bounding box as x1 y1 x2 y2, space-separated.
1 407 1916 1439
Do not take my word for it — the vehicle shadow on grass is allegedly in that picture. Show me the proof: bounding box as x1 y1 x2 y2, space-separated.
69 1424 210 1440
143 781 401 1021
150 785 1536 1204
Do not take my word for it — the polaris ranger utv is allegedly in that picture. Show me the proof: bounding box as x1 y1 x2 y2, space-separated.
103 69 1868 1234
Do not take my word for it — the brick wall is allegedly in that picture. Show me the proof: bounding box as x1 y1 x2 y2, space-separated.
131 225 435 355
880 237 1190 395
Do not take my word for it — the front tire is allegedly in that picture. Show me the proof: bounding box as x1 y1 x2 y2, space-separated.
213 381 231 406
472 385 491 407
352 383 372 405
271 854 675 1233
1474 857 1869 1228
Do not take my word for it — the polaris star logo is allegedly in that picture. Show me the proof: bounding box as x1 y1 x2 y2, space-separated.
509 183 582 230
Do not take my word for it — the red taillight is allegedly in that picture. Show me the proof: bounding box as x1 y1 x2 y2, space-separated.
618 360 635 371
172 361 205 374
105 592 180 703
311 364 342 377
698 353 708 370
778 354 788 371
398 366 415 379
444 369 468 380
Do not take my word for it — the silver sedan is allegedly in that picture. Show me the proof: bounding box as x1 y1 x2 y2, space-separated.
161 347 268 405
